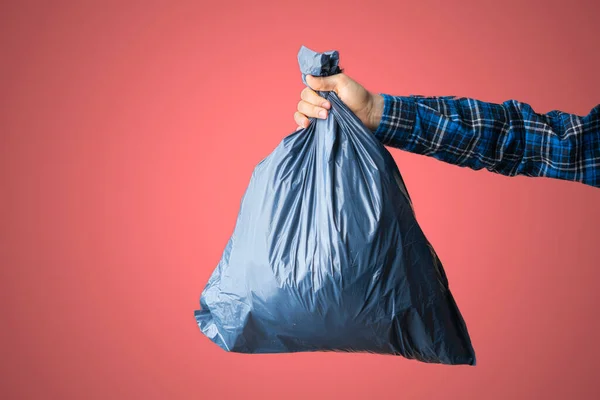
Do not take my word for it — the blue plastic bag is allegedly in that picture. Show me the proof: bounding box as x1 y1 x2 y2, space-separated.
195 46 476 365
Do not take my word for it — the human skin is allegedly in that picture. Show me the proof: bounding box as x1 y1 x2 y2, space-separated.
295 74 385 132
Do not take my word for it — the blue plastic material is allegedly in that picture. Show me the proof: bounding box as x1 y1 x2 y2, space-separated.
195 45 476 365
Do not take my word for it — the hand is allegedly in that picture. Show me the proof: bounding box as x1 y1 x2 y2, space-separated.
294 73 384 132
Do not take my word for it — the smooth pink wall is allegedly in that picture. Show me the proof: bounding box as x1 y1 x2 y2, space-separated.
1 1 599 399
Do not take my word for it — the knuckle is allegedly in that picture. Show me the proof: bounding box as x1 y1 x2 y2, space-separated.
294 111 307 125
336 74 348 88
300 87 310 100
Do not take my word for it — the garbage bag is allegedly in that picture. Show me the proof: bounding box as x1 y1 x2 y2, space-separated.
194 45 476 365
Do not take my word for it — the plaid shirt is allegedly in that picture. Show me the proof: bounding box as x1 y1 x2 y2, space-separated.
373 94 600 188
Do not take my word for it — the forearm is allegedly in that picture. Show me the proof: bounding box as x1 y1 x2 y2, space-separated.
372 94 600 187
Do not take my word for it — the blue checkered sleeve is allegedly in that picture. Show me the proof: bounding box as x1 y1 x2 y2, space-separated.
372 94 600 188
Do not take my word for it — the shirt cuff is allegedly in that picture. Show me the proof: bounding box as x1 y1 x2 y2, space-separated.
372 94 417 148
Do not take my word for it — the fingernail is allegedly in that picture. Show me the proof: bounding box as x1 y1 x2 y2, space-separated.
321 101 330 109
318 110 327 119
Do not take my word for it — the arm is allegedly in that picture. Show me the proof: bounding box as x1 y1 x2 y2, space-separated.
372 94 600 187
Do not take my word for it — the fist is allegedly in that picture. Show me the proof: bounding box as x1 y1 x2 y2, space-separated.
295 73 384 132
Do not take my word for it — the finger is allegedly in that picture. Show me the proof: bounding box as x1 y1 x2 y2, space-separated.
297 100 328 119
301 87 330 109
295 125 303 131
294 111 310 128
306 74 343 93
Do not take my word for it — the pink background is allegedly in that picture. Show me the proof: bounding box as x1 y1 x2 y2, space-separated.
1 1 599 399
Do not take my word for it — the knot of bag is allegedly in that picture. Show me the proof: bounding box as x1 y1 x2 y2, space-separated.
297 45 342 87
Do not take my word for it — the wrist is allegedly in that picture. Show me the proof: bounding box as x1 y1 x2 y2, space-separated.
367 93 385 132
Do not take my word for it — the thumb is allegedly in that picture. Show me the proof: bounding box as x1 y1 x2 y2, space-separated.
306 74 341 92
